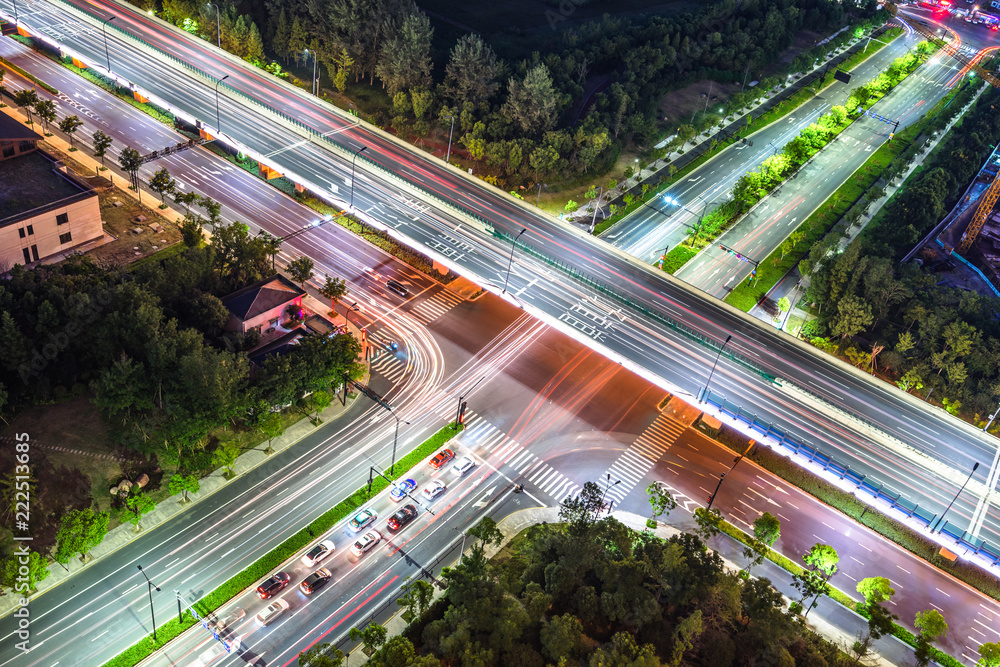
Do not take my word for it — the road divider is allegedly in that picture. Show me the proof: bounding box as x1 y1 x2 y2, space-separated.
102 423 464 667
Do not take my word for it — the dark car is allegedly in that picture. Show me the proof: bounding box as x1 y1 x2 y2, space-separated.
386 279 408 297
429 448 455 470
299 567 332 595
256 572 291 599
386 504 418 532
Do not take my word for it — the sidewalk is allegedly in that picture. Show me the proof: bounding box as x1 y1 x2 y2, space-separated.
349 507 910 666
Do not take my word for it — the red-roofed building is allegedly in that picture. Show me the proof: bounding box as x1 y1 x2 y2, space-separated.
221 274 306 335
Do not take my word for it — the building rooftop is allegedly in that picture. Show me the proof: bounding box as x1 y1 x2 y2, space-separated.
248 328 307 367
0 151 94 226
221 274 306 321
0 112 43 141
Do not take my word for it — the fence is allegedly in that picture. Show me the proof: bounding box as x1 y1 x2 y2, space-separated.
703 389 1000 567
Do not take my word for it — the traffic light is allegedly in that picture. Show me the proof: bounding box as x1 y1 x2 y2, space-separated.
361 327 367 341
719 244 726 252
889 133 894 141
458 401 468 425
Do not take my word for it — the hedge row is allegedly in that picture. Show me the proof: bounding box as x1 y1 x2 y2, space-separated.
103 423 464 667
0 54 59 95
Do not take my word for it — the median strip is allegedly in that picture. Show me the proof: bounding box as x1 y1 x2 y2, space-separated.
102 423 463 667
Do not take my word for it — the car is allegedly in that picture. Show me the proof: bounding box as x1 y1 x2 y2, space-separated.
452 455 476 476
213 607 245 631
300 539 335 567
390 479 417 502
299 567 332 595
422 480 447 500
429 449 455 469
194 643 226 666
386 504 418 532
386 279 408 297
256 599 289 626
350 530 382 557
347 508 377 533
256 572 291 599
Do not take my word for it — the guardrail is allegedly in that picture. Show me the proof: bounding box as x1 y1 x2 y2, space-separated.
702 389 1000 567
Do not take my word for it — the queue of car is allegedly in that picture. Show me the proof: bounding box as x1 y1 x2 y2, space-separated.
248 446 475 630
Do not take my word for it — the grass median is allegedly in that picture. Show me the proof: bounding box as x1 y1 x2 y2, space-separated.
102 422 464 667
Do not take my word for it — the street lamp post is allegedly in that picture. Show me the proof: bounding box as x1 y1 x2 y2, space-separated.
303 48 317 95
389 411 410 476
932 462 980 534
214 74 229 134
588 187 604 234
345 301 360 328
350 145 368 209
700 334 732 403
444 115 455 163
136 565 161 642
207 3 220 48
12 0 18 23
101 16 117 72
707 439 756 509
598 474 620 518
502 228 526 294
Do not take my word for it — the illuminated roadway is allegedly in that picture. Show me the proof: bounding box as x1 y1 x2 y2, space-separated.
3 0 1000 554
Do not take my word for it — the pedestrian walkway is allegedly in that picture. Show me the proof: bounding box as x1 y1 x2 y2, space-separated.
369 354 407 383
409 289 464 325
601 414 687 506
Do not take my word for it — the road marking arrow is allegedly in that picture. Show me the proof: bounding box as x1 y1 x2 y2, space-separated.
473 486 497 508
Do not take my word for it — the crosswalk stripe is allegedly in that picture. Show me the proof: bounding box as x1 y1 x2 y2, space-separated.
534 467 560 488
508 450 534 470
481 431 506 451
494 440 520 459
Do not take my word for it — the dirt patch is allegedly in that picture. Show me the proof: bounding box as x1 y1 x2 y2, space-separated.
39 141 184 269
658 79 743 128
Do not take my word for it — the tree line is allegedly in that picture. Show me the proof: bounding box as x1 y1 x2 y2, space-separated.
123 0 882 190
801 85 1000 424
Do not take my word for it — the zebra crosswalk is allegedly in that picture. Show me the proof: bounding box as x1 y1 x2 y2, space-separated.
458 412 581 503
410 289 463 324
369 354 406 382
601 414 686 506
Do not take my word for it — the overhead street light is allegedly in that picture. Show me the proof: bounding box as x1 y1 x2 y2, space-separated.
444 115 455 163
389 410 410 476
588 186 604 234
303 48 318 96
102 16 117 73
214 73 229 134
206 3 220 48
502 228 526 294
707 439 756 509
599 474 620 518
350 145 368 209
932 461 979 534
136 565 161 642
700 334 732 404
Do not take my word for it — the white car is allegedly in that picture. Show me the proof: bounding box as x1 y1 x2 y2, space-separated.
422 480 447 500
451 455 476 476
301 539 335 567
347 508 377 534
256 599 289 626
350 530 382 557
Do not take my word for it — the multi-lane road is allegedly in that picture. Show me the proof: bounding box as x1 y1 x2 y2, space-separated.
3 0 1000 566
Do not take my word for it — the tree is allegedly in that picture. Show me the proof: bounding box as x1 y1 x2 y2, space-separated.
180 213 205 247
92 130 113 169
856 576 894 606
503 65 558 135
670 610 703 667
58 115 83 149
298 643 344 667
319 274 348 310
777 296 791 314
309 389 332 421
349 623 388 656
791 568 827 617
978 643 1000 667
148 167 176 207
53 508 110 564
540 613 585 662
830 295 873 342
396 578 434 621
753 512 781 547
0 549 49 593
168 473 200 503
564 200 578 213
693 506 723 542
376 11 434 97
258 411 283 455
123 489 156 531
212 440 241 478
331 49 354 93
853 577 898 663
463 516 505 576
287 257 315 285
804 543 839 578
793 543 838 616
13 89 39 124
118 146 143 193
33 99 56 135
646 482 676 525
914 609 948 667
245 22 265 64
444 34 500 106
559 481 605 532
589 631 658 667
